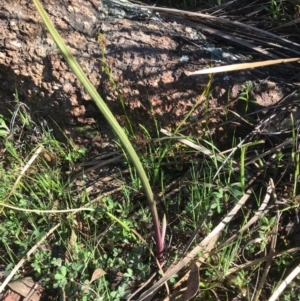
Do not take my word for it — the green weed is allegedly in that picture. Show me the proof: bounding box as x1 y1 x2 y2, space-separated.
238 82 256 113
264 0 285 19
1 1 299 300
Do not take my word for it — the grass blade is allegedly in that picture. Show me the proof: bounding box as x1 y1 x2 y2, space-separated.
32 0 163 261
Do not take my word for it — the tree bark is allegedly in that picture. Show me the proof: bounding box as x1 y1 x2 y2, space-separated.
0 0 291 146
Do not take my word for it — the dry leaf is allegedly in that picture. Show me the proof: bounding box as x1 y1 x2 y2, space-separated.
82 268 107 294
90 268 106 283
8 278 35 297
7 277 42 301
179 262 199 301
69 229 77 247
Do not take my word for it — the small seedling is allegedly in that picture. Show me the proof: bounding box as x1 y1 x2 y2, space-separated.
264 0 285 19
0 115 9 137
238 82 256 112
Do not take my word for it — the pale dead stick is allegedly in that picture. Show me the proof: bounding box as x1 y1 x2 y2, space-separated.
219 178 272 249
268 180 300 301
0 222 61 293
226 247 300 276
0 202 94 213
244 137 296 167
171 178 270 300
0 187 123 293
187 57 300 76
253 182 279 301
269 265 300 301
169 233 220 295
139 5 300 60
2 144 93 213
137 188 253 301
139 6 300 47
7 145 44 199
160 128 241 170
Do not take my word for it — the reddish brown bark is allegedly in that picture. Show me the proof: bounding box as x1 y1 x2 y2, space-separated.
0 0 292 147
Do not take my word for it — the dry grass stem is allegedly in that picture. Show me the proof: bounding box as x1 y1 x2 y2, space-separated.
7 145 44 198
187 58 300 76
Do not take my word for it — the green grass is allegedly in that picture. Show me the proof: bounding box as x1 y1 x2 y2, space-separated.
1 87 299 300
1 1 300 300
